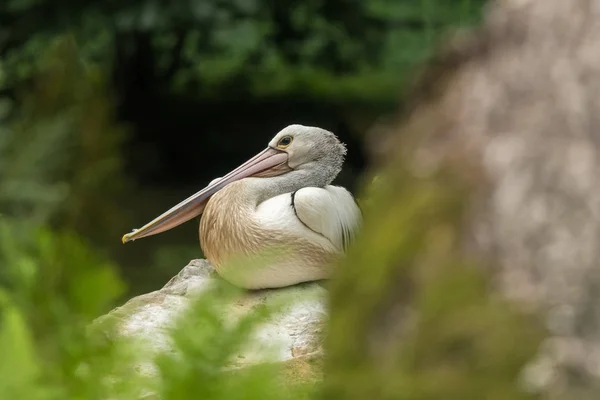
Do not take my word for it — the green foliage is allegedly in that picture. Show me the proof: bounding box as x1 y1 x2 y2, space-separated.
0 36 130 242
1 0 487 99
0 221 141 400
0 89 138 394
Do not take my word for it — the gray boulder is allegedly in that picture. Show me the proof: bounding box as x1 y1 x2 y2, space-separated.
93 259 327 380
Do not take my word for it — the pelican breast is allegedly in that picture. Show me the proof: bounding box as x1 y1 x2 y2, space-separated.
199 181 346 289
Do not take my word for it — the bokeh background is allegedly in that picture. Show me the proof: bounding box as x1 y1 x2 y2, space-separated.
0 0 487 300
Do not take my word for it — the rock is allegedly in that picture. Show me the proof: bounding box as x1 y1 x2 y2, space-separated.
93 259 328 381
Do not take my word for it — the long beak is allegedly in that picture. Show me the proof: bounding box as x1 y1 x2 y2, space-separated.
122 147 290 243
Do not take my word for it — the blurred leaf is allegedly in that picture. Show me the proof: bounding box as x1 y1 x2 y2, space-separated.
0 291 43 399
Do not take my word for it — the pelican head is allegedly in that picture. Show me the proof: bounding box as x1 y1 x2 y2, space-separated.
269 124 346 180
122 124 347 243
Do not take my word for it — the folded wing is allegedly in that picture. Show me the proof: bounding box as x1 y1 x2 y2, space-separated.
292 185 362 252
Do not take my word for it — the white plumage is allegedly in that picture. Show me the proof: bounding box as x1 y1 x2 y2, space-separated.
255 185 361 253
292 186 361 252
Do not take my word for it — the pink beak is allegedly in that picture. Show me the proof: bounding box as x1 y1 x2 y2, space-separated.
122 147 290 243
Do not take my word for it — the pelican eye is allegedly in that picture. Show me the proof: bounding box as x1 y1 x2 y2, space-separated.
277 136 293 148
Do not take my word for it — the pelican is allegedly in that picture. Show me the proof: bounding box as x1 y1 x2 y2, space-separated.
122 124 362 289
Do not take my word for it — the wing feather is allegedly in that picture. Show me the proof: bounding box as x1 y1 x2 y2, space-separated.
292 185 361 252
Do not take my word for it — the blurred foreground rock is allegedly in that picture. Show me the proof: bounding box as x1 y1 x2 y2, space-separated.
94 259 326 384
357 0 600 398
